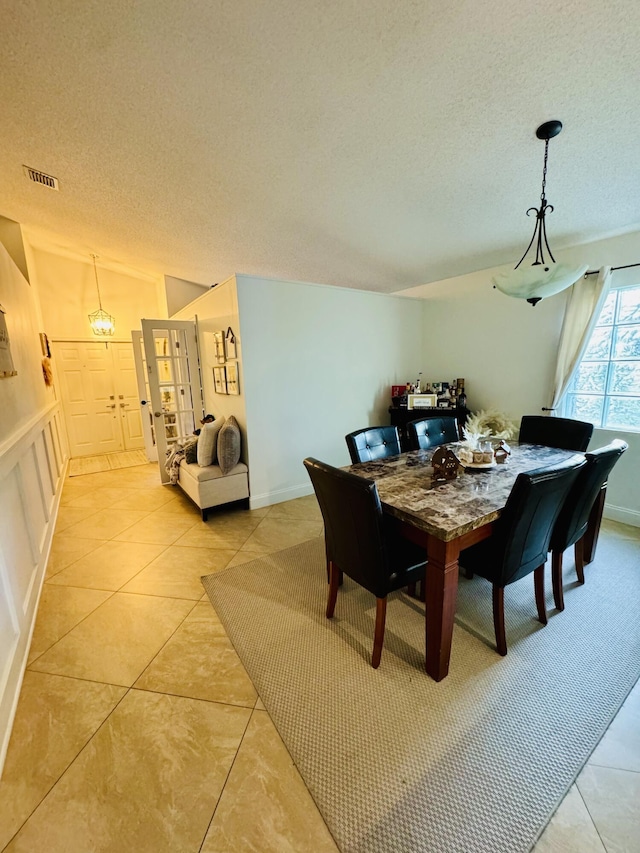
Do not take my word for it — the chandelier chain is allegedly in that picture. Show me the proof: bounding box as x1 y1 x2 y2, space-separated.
540 139 549 202
91 253 103 309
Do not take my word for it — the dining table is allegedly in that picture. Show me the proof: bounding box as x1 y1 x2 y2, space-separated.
347 441 585 682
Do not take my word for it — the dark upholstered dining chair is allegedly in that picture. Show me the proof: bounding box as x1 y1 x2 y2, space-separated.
407 416 459 451
459 456 585 656
345 425 401 464
303 457 426 668
550 439 628 611
519 415 593 451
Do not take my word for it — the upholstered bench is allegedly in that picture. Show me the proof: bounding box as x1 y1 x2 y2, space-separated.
177 459 249 521
174 414 249 520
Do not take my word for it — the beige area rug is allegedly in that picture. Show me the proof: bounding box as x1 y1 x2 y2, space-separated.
68 449 148 476
202 532 640 853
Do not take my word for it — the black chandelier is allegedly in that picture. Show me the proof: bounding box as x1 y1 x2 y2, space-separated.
492 120 588 306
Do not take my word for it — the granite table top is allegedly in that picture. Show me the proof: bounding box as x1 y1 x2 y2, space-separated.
347 442 584 542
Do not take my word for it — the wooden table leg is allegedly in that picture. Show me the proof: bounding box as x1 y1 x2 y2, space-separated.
425 537 460 681
583 485 606 565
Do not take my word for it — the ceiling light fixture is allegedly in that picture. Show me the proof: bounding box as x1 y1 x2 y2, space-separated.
88 254 115 336
492 120 588 306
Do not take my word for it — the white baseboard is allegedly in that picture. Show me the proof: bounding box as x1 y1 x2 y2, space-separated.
249 482 314 510
603 504 640 528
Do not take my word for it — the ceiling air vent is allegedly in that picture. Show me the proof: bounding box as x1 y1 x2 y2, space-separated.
23 165 59 190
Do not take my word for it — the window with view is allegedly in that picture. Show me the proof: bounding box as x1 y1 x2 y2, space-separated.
562 285 640 432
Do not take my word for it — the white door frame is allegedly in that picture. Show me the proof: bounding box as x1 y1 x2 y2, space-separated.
132 331 157 462
141 319 204 484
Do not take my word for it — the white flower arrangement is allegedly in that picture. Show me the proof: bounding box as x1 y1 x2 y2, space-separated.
462 409 518 448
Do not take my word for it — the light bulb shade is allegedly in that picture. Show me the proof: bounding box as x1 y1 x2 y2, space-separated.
88 308 115 336
492 262 589 302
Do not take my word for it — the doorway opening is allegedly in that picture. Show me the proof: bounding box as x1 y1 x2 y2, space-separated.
51 340 145 458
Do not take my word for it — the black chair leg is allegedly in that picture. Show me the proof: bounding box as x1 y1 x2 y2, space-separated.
534 565 547 625
551 550 564 611
583 486 606 565
372 597 387 669
326 562 339 618
492 586 507 656
407 580 425 601
575 537 586 584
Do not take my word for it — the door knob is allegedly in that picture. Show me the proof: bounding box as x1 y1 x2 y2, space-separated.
141 400 147 405
154 412 162 418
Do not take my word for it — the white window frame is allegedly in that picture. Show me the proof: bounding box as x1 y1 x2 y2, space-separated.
560 283 640 433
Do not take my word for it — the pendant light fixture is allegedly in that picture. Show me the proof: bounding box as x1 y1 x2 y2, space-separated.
492 120 588 306
88 253 115 336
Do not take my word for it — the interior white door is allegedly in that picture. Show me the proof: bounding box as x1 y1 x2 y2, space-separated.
111 342 144 450
52 341 122 456
131 331 157 462
141 319 204 484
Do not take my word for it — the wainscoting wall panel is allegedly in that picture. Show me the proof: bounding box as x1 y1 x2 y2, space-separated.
0 402 67 774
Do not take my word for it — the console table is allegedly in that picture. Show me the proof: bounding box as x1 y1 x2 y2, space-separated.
389 406 470 451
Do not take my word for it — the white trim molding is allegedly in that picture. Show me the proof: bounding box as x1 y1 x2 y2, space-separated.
603 504 640 528
249 482 314 510
0 402 67 774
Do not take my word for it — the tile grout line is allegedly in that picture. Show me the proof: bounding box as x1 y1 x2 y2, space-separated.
573 779 610 853
0 683 132 853
196 707 257 853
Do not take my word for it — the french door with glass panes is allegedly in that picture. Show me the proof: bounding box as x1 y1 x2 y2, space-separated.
132 331 157 462
141 319 204 483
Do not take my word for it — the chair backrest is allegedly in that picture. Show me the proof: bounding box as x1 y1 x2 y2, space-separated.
303 457 391 597
492 456 586 587
519 415 593 451
551 439 628 552
407 416 458 451
345 425 401 464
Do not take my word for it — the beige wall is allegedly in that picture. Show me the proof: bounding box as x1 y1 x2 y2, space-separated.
171 276 247 441
29 247 166 341
0 243 51 441
165 275 209 317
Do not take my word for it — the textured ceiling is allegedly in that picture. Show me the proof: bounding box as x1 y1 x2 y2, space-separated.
1 0 640 292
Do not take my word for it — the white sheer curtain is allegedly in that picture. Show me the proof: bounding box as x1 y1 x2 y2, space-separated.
550 266 612 412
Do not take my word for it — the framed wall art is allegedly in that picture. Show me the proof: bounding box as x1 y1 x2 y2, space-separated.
212 330 226 364
213 365 227 394
39 332 51 358
0 304 17 378
225 362 240 395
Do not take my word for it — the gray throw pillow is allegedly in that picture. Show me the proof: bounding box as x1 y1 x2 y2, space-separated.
184 438 198 464
197 417 225 467
217 415 241 475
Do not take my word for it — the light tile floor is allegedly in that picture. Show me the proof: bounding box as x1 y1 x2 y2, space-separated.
0 463 638 852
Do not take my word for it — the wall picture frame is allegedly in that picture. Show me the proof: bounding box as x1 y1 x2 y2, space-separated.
225 361 240 395
213 365 227 394
0 304 17 378
212 330 226 364
39 332 51 358
225 326 237 360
